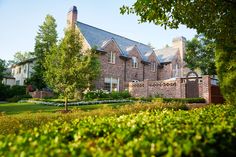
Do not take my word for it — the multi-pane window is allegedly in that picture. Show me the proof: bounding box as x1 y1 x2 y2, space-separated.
108 51 116 64
173 64 179 77
24 65 27 73
104 83 110 91
104 77 119 92
132 56 138 68
18 67 21 74
151 62 156 72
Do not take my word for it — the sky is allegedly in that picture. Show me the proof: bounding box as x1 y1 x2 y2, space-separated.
0 0 196 61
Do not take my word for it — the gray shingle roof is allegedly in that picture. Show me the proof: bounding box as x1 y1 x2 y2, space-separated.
77 21 154 61
155 47 179 63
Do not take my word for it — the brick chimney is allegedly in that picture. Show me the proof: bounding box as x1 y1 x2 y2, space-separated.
67 6 77 28
172 36 187 77
172 36 186 63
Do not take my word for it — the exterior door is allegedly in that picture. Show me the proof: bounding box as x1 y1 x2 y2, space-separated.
185 71 199 98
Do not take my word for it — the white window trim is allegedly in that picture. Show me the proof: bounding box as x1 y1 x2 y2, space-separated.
132 56 138 68
104 77 119 92
108 51 116 64
151 62 156 72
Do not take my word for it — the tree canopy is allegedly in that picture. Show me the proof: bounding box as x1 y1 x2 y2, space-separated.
185 35 216 75
44 28 100 111
30 15 58 89
120 0 236 42
0 59 6 82
121 0 236 104
13 51 33 63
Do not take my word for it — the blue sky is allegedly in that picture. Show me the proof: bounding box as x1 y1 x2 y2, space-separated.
0 0 196 61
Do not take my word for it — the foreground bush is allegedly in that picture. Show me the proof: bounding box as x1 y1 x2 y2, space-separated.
153 98 206 103
0 104 235 156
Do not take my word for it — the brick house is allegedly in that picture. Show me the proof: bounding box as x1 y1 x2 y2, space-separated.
10 6 188 92
68 6 187 92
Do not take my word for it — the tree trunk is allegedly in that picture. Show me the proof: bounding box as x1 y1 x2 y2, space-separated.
64 97 68 111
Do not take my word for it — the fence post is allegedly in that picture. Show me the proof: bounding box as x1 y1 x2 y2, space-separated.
144 79 149 97
202 75 211 104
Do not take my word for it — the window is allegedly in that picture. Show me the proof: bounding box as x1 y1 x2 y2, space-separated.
132 56 138 68
18 67 21 74
173 64 179 77
108 51 116 64
104 77 119 92
104 83 111 91
24 65 27 73
16 80 20 85
151 62 156 72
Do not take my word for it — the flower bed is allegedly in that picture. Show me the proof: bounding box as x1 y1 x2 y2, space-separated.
26 99 134 107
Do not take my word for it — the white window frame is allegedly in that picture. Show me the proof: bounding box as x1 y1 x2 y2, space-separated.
104 77 119 92
151 62 156 72
108 51 116 64
132 56 138 68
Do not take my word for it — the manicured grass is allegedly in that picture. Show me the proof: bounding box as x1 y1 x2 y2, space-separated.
0 102 132 115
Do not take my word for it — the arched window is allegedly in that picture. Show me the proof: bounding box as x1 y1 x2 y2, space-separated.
132 56 138 68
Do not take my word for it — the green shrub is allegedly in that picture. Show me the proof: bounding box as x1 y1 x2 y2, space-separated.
9 85 26 97
6 94 32 102
140 97 153 102
83 90 131 100
153 98 205 103
0 84 27 101
83 89 110 100
0 84 11 100
0 105 235 156
215 46 236 105
6 96 22 102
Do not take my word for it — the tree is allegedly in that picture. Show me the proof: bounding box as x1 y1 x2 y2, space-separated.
185 34 216 75
13 51 33 63
30 15 58 89
0 59 6 82
44 28 100 111
121 0 236 104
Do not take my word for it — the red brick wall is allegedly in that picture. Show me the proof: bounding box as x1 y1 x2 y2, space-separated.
158 63 172 80
126 48 144 82
144 53 158 81
94 41 125 91
129 76 213 103
129 79 177 98
29 91 54 98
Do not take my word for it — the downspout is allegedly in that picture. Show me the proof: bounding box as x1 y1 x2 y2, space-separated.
143 63 145 81
124 60 127 82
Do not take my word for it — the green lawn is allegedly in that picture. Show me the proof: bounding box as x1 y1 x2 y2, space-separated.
0 102 132 115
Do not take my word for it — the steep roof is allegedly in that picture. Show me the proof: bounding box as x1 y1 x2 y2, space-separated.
77 21 154 61
155 47 179 63
11 58 36 68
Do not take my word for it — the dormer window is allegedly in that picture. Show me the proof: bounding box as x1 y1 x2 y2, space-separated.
108 51 115 64
132 56 138 68
151 62 156 72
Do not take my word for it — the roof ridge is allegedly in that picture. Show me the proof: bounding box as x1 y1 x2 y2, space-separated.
77 21 151 48
155 47 179 51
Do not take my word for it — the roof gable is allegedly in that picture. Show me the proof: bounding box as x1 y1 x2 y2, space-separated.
155 47 179 63
126 45 145 60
